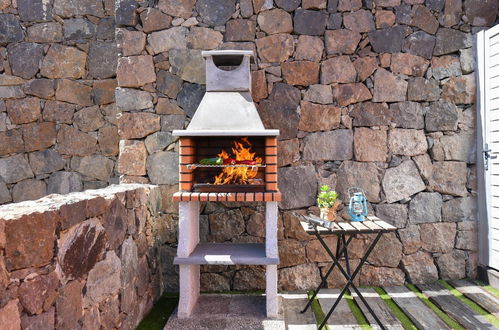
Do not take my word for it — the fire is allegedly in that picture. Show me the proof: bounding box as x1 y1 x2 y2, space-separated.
214 138 263 185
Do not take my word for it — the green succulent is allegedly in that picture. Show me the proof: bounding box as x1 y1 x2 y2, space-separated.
317 185 338 208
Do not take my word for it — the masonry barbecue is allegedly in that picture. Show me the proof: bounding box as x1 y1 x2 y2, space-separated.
172 50 280 319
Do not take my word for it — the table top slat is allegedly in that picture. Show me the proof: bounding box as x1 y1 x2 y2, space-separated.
299 220 312 232
374 220 397 230
350 221 370 231
299 221 336 233
337 222 358 232
301 221 352 233
329 222 342 231
362 220 383 230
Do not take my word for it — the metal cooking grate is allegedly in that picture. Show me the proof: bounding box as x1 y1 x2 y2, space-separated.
186 163 266 170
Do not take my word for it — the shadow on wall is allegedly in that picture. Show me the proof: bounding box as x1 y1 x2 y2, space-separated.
0 0 119 205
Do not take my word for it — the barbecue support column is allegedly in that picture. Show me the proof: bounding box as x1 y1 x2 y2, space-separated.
177 201 200 318
266 264 278 317
266 201 279 317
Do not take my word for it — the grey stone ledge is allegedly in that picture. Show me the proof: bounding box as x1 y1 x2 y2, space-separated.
0 183 157 220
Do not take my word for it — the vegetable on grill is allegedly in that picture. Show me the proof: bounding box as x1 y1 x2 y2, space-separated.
222 158 257 165
199 157 223 165
236 160 256 165
223 157 237 165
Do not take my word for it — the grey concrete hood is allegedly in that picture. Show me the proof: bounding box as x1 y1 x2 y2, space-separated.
173 50 279 137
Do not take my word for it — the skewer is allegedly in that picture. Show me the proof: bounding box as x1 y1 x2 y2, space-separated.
186 163 266 170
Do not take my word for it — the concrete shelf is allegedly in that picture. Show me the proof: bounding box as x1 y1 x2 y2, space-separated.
174 243 279 265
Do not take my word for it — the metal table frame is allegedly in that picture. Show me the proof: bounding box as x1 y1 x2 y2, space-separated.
299 217 397 330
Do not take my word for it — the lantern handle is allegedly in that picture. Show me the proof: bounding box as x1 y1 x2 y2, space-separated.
348 187 364 198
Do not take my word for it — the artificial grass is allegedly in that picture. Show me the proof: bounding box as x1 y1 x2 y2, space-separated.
406 284 464 330
136 293 179 330
372 287 417 330
307 291 330 330
439 280 499 328
344 291 371 330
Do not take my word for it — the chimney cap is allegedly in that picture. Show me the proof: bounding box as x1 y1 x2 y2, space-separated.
202 50 255 64
202 50 254 58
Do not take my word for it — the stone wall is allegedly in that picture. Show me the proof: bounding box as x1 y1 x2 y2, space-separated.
0 0 118 204
114 0 495 291
0 184 170 329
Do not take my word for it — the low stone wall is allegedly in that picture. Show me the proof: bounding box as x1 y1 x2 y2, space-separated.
0 184 168 329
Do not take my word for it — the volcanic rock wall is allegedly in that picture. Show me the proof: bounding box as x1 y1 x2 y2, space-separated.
114 0 496 291
0 184 166 329
0 0 119 203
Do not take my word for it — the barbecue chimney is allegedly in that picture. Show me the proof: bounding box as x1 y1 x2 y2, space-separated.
174 50 278 136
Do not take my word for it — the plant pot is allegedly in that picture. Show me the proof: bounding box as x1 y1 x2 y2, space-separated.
319 207 329 220
320 201 341 221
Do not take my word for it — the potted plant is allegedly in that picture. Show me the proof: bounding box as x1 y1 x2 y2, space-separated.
317 185 340 221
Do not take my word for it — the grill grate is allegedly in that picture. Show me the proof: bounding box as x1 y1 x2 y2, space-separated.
186 163 266 170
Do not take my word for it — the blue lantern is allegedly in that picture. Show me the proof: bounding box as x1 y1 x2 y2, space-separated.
348 188 367 222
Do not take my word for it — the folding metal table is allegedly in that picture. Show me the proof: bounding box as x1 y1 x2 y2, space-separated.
299 216 397 330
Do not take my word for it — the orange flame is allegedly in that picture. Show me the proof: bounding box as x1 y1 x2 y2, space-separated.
214 138 263 185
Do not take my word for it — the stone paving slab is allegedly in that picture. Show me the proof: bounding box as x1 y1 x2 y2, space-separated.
384 286 451 330
351 288 403 330
317 289 361 329
417 282 494 329
281 292 317 329
449 279 499 318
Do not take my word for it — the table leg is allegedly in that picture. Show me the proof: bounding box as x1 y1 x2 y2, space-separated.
316 232 385 330
300 230 353 314
345 233 386 330
341 234 351 277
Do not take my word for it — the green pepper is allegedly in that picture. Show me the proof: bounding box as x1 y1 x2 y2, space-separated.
199 157 223 165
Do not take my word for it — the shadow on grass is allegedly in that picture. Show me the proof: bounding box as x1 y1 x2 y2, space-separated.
136 293 179 330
